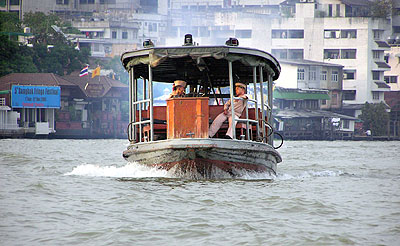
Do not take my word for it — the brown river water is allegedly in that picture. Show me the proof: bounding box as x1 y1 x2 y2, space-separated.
1 139 399 245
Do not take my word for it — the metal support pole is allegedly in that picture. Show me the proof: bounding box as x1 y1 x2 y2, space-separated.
253 66 260 140
259 66 266 143
148 64 154 142
129 67 136 142
228 61 236 140
267 74 274 146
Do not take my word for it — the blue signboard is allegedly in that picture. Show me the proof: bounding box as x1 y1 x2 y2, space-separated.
11 85 61 108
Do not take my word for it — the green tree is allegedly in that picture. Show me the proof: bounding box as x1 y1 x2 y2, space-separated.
22 12 89 75
23 12 65 45
0 35 38 77
370 0 393 18
359 102 389 136
0 12 21 33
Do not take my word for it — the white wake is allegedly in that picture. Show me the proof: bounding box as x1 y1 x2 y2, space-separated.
65 162 169 178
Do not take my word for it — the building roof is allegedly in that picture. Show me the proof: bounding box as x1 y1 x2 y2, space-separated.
384 91 400 111
279 59 343 68
0 73 75 91
275 109 358 120
62 73 128 98
274 87 330 100
341 0 371 6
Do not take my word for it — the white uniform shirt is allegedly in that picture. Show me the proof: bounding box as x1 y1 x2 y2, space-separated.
223 94 248 117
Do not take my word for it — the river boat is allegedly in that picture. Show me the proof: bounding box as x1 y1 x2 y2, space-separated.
121 37 282 178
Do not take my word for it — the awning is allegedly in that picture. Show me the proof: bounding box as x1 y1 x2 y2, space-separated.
0 90 10 95
375 61 391 69
375 82 391 88
375 41 390 48
274 90 330 100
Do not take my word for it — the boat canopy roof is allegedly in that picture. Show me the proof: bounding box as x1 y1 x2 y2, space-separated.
121 46 281 87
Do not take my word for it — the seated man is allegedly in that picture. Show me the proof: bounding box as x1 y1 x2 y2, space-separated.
209 83 248 139
168 80 186 99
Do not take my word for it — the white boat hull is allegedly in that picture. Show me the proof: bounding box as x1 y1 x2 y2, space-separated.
123 138 281 178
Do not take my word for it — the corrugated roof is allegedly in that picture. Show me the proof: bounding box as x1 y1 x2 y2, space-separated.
279 59 343 68
0 73 75 91
275 109 358 120
274 88 330 100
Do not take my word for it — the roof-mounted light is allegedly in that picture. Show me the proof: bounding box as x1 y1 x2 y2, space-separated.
143 39 154 48
183 34 193 46
225 38 239 46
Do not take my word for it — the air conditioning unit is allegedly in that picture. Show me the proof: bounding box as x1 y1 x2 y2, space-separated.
300 0 307 2
307 0 315 2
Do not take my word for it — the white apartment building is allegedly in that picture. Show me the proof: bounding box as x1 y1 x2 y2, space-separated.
167 0 394 117
384 46 400 91
270 0 392 117
275 59 343 110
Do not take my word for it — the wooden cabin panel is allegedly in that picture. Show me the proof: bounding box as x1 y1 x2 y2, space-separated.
167 97 209 139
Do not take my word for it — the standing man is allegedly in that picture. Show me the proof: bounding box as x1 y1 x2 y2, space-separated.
168 80 187 99
209 83 248 139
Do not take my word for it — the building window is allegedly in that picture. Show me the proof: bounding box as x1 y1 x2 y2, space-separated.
373 30 382 40
122 31 128 39
272 30 288 39
288 30 304 38
336 4 341 17
343 70 356 80
372 91 380 100
372 71 380 80
332 70 339 82
384 76 398 83
289 49 304 60
297 68 305 81
322 99 327 105
384 55 389 63
271 49 288 59
342 120 350 129
341 29 357 38
341 49 356 59
324 30 339 39
373 50 381 59
321 70 327 80
236 30 252 38
343 90 356 100
112 31 117 39
272 30 303 39
324 49 340 59
309 67 317 81
56 0 69 4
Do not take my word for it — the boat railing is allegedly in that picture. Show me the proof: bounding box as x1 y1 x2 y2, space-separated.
127 99 151 142
231 97 275 143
